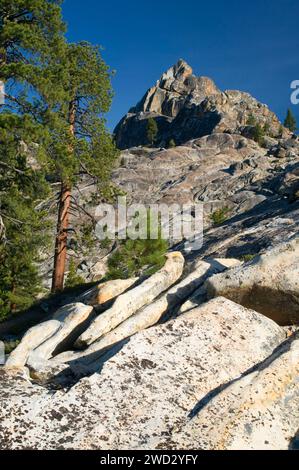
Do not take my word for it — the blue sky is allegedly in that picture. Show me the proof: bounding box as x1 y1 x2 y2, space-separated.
62 0 299 131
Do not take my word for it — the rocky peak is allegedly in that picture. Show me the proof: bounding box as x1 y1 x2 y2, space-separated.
159 59 193 85
114 60 285 150
130 59 219 119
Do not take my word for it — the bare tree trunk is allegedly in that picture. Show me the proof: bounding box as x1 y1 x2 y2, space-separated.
51 100 76 292
51 182 71 292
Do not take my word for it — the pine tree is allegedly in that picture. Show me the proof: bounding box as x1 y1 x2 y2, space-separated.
0 0 65 104
0 115 50 318
252 123 265 146
64 259 85 289
284 109 297 133
46 42 118 292
0 1 119 304
107 212 168 280
0 1 65 317
146 117 158 146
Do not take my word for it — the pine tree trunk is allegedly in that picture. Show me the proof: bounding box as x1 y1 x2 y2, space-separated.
51 182 71 292
51 100 76 292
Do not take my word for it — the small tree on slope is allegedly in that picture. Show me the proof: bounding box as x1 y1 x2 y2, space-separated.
284 109 297 133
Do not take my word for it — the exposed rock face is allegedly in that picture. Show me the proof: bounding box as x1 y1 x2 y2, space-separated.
0 298 286 450
170 336 299 450
112 131 299 262
114 59 285 149
206 237 299 325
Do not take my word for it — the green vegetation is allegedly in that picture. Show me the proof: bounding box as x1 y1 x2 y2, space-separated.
239 254 256 262
284 109 297 133
210 207 231 226
4 339 20 355
247 114 257 126
168 139 176 148
107 237 168 280
64 259 85 289
0 0 64 318
146 118 158 146
252 123 265 146
107 213 168 279
263 122 271 135
99 183 126 204
0 1 117 318
247 115 273 142
100 237 112 250
0 119 51 319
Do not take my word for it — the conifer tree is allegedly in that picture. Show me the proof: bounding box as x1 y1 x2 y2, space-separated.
146 117 158 146
107 212 168 280
252 123 265 146
284 109 297 133
0 1 118 304
0 1 65 317
0 115 50 317
46 42 118 292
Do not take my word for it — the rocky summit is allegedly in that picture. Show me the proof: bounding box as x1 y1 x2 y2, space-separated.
114 59 284 149
1 60 299 450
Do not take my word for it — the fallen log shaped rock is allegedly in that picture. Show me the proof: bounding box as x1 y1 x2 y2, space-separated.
47 259 220 369
75 252 185 348
5 320 61 369
76 277 138 307
26 303 93 369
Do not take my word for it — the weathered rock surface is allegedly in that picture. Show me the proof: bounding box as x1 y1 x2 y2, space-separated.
0 298 286 450
169 335 299 450
0 341 5 365
206 236 299 325
76 252 184 348
114 59 286 149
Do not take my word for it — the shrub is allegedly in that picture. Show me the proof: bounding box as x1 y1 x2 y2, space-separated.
65 259 85 288
239 254 256 262
210 207 231 225
247 114 256 126
4 339 20 354
263 122 271 134
168 139 176 148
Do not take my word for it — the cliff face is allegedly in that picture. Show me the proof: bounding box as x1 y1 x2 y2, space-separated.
114 59 285 149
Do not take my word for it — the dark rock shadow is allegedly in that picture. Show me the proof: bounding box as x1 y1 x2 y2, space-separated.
289 430 299 450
